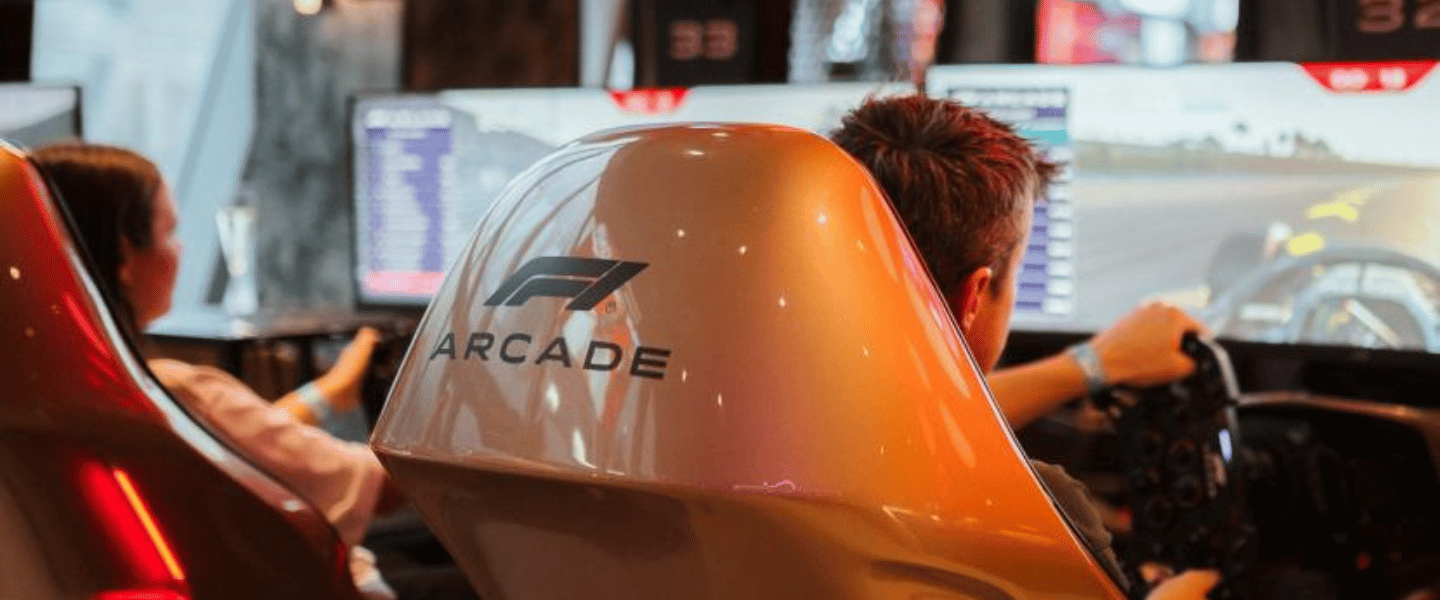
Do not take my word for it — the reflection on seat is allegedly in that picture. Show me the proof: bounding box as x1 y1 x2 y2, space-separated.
374 124 1126 599
0 142 361 600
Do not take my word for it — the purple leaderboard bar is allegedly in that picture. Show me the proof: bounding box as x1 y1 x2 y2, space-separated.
365 126 454 275
946 87 1075 317
1012 99 1074 317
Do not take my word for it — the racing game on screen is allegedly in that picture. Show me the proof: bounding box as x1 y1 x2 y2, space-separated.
928 62 1440 353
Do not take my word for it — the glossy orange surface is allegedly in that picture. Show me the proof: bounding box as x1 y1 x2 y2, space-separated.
0 143 359 599
374 124 1127 599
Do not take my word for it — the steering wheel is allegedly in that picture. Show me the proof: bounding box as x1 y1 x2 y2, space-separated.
1204 246 1440 353
1099 335 1257 600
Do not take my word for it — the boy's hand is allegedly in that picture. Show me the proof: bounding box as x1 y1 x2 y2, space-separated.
1091 302 1210 389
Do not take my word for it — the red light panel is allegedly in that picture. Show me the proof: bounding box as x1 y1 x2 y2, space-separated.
1301 60 1438 93
609 88 690 115
76 460 188 594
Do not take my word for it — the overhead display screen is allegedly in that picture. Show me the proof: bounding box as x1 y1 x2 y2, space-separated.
0 84 82 148
928 62 1440 353
351 83 910 308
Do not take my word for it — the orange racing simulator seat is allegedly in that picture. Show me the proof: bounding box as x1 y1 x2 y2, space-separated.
372 123 1128 599
0 141 362 600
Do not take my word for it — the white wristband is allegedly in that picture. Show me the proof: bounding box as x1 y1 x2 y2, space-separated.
1066 341 1109 396
296 381 332 423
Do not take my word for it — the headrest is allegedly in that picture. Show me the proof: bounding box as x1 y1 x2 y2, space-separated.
0 142 165 419
0 142 368 600
374 124 1119 598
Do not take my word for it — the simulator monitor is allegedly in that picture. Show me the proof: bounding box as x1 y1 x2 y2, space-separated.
350 83 910 309
927 61 1440 354
0 83 81 148
1036 0 1239 65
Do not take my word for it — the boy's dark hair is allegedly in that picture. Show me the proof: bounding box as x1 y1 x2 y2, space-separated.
831 94 1056 294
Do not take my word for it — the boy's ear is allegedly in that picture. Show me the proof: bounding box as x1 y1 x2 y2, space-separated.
945 266 993 333
117 239 136 286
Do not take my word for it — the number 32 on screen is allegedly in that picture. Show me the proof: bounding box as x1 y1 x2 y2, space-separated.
1358 0 1440 33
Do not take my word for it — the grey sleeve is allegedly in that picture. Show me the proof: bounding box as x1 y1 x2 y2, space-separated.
1030 459 1130 591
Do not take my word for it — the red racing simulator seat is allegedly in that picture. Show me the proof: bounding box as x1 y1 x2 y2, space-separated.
373 124 1128 599
0 141 363 600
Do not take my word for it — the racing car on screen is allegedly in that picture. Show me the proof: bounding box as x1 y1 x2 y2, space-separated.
1202 177 1440 353
372 124 1440 600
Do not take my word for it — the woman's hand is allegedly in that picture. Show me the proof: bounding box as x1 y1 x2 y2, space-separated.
313 326 381 414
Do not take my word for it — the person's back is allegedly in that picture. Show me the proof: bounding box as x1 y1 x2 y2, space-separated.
0 140 370 600
829 94 1207 427
30 143 407 599
829 94 1215 599
146 357 393 595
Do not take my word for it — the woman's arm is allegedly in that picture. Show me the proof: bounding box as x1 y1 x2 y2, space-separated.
151 355 391 547
277 327 381 425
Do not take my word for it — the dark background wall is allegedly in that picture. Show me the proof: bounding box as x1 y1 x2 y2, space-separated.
244 0 402 309
404 0 580 89
245 0 583 309
0 1 33 81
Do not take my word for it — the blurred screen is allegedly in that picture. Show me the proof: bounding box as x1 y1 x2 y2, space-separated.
0 83 81 148
1037 0 1238 65
927 62 1440 353
350 83 910 308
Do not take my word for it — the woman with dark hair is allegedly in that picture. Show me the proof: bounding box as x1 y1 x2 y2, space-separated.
32 143 400 599
34 143 174 339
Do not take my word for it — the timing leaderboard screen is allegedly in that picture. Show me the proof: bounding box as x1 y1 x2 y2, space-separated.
351 83 910 308
927 62 1440 353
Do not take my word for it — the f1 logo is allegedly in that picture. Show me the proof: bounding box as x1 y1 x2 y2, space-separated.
485 257 648 310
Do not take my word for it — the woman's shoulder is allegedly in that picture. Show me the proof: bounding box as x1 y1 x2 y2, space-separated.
148 358 200 387
148 357 193 376
147 358 249 398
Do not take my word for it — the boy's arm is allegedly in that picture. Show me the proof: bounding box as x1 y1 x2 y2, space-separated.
989 354 1088 428
990 302 1209 429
